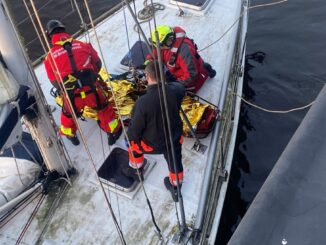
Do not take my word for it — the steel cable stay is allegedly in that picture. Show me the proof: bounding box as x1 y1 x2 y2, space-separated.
22 0 47 53
122 0 185 241
132 1 147 64
148 0 188 239
71 0 107 169
3 1 74 187
27 1 126 244
83 0 166 241
125 0 189 240
0 188 42 230
146 9 183 233
15 192 46 245
142 0 184 234
22 0 75 48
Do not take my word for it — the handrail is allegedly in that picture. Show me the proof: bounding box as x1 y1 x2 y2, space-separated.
193 0 247 243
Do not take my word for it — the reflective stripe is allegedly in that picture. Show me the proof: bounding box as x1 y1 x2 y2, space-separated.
108 119 118 132
128 148 144 167
54 38 73 46
80 91 86 99
140 141 153 152
169 172 184 186
171 47 178 53
175 32 186 38
60 125 74 136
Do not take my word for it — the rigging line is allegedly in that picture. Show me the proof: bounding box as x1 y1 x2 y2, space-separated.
72 0 90 42
149 0 184 228
4 0 73 183
147 19 181 231
173 0 185 16
22 0 47 53
34 180 69 244
81 2 129 244
113 183 123 234
28 1 126 243
99 126 106 166
10 147 28 188
153 33 187 234
83 0 164 241
15 193 46 245
132 1 146 62
0 189 42 229
150 0 187 233
232 92 315 113
122 0 132 66
19 139 40 166
122 1 166 240
198 0 288 52
17 0 55 26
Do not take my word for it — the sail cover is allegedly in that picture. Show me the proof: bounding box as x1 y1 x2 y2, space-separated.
0 132 41 206
229 85 326 245
0 86 35 152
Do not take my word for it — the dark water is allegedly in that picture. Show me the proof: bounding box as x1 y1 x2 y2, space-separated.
8 0 326 244
217 0 326 244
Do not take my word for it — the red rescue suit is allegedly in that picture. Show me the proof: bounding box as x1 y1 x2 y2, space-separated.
44 32 120 136
146 27 209 92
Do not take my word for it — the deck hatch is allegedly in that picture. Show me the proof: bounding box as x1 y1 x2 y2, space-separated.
97 147 150 193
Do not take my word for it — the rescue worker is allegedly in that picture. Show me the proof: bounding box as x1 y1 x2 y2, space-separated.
123 61 185 202
146 25 216 93
44 20 122 146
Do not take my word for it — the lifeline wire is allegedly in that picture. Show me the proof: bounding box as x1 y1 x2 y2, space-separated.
4 0 74 186
119 0 164 240
146 7 182 231
199 0 289 52
28 1 126 244
150 0 187 233
22 0 47 53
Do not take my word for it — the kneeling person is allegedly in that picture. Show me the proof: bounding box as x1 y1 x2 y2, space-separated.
123 61 185 202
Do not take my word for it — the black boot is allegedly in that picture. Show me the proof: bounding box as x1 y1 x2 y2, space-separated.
164 177 180 202
108 126 123 146
122 163 145 182
204 62 216 78
67 135 80 146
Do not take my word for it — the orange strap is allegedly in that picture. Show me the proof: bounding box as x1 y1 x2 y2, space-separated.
169 172 184 186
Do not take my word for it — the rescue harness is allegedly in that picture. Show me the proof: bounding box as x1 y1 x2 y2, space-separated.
56 39 107 118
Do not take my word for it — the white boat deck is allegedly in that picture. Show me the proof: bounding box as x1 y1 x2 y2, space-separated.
0 0 243 244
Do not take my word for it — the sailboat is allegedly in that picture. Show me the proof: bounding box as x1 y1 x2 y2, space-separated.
0 0 248 244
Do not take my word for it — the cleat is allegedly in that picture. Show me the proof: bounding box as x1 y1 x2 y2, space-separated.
67 135 80 146
108 126 122 146
164 177 180 202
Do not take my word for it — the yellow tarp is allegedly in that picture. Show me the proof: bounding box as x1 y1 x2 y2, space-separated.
108 80 136 116
107 80 209 135
181 96 209 135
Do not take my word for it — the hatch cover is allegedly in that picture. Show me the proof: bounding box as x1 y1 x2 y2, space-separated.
97 147 155 195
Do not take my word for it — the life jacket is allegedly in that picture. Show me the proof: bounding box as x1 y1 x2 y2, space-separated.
167 27 187 67
166 27 208 92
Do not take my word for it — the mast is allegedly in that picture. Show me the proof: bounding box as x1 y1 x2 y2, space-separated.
0 0 72 176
